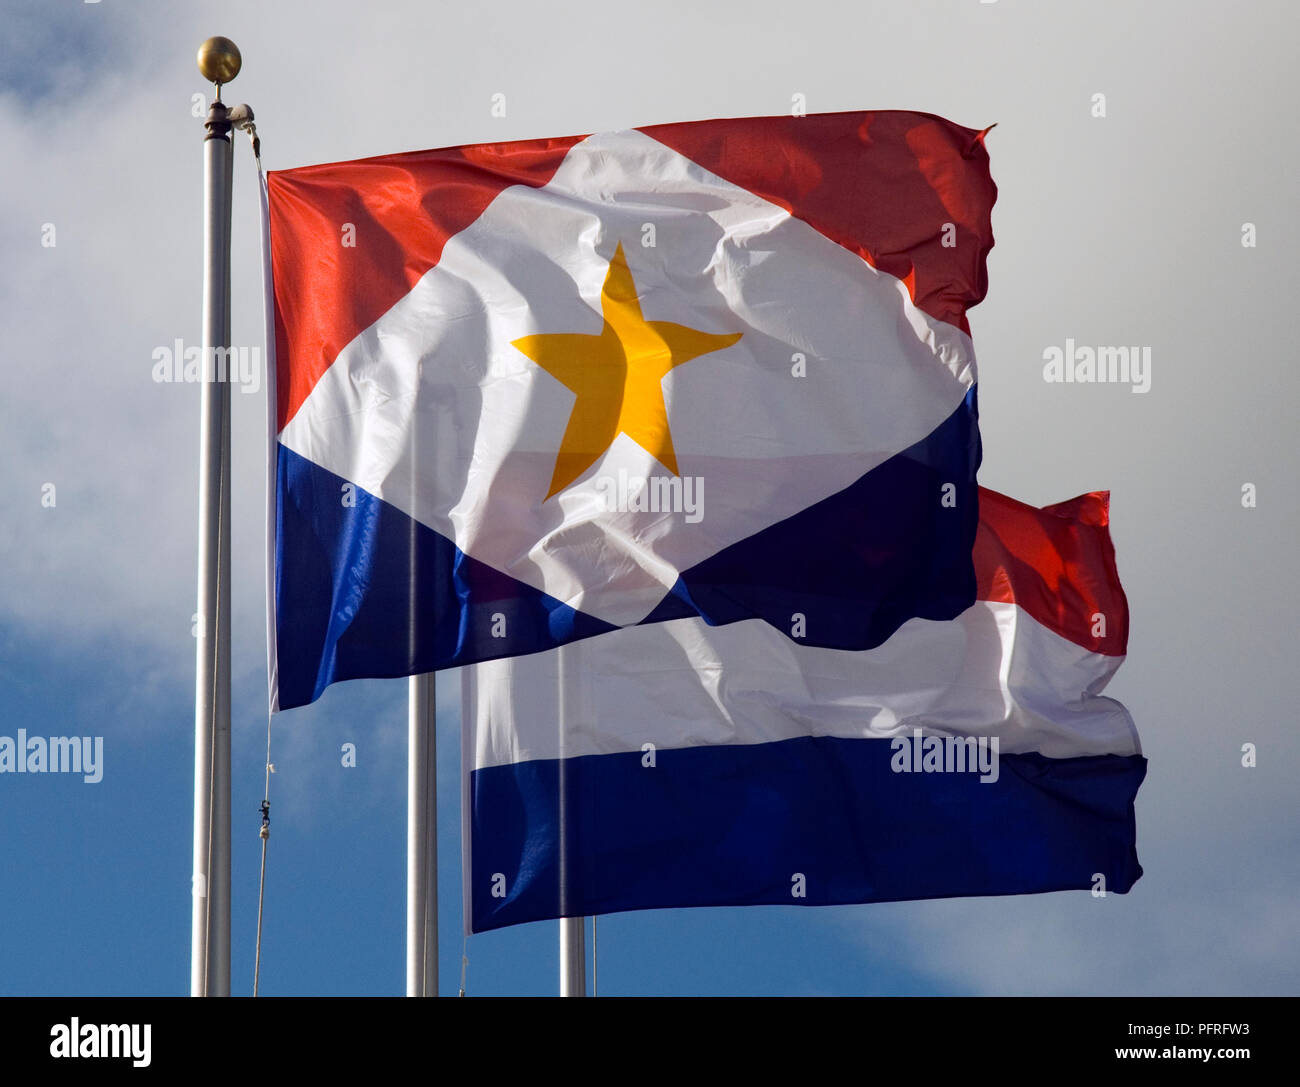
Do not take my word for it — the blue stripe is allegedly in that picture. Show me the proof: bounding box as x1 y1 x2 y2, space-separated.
470 737 1146 931
276 388 980 709
642 386 981 644
275 445 618 709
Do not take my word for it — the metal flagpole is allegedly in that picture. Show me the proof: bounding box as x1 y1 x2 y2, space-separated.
560 916 586 997
192 36 242 998
403 263 437 994
401 216 437 994
407 673 439 995
556 642 585 996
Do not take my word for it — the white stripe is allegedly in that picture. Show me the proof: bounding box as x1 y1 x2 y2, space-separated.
463 600 1140 770
282 129 976 626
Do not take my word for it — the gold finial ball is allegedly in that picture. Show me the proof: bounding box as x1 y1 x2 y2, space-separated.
197 36 242 86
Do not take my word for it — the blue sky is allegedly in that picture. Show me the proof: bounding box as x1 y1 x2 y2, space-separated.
0 0 1297 997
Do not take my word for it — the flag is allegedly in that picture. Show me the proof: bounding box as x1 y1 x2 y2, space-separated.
464 488 1145 932
266 110 995 711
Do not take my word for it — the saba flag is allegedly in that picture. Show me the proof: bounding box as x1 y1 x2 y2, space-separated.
267 110 995 711
465 488 1145 931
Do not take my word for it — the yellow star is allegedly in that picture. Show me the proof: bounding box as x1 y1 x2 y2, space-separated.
513 242 742 499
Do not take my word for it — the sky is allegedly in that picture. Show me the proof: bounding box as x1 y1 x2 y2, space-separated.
0 0 1296 997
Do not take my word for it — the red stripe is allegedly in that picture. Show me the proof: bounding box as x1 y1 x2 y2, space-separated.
268 136 583 430
640 110 997 336
975 488 1129 656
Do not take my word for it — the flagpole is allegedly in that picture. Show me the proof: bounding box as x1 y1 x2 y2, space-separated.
560 916 585 996
192 36 241 998
407 672 438 995
556 640 585 996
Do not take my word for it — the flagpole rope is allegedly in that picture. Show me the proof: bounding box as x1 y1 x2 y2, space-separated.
252 710 273 996
247 120 270 998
